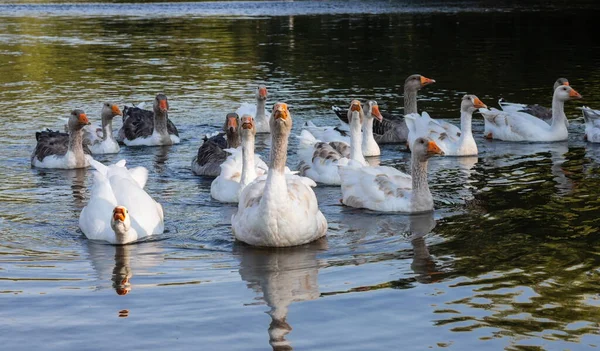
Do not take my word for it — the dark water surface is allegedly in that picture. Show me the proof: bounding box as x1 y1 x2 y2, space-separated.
2 1 600 350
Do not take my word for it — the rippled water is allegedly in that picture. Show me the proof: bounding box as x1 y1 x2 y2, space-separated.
2 1 600 350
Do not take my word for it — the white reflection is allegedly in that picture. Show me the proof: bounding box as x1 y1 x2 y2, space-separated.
234 239 327 351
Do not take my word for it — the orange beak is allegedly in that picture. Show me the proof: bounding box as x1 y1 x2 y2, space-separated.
258 87 267 98
79 113 90 125
159 99 168 111
473 97 487 109
241 116 254 129
569 88 582 99
350 101 361 112
371 105 383 121
274 103 289 120
420 76 436 86
112 105 123 116
427 141 444 155
113 207 126 222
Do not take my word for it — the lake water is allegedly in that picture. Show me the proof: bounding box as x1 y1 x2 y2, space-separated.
2 1 600 350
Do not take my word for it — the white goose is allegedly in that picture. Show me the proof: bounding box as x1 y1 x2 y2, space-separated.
236 85 270 133
85 103 123 154
297 100 367 185
31 109 93 169
232 102 327 247
338 136 444 212
210 115 269 203
581 106 600 143
405 95 487 156
79 159 164 245
480 84 582 142
303 100 383 156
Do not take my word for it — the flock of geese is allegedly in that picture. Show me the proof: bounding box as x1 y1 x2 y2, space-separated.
30 74 598 247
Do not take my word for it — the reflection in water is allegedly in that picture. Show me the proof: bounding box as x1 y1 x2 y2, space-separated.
234 239 327 351
407 213 439 284
153 145 172 174
84 240 164 296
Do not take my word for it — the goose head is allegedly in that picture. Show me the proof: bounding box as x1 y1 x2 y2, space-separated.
347 100 364 126
256 85 268 102
240 114 256 137
153 93 169 114
271 102 292 135
110 206 131 244
365 100 383 121
553 78 569 90
223 112 240 135
553 84 582 102
412 137 444 161
461 94 487 114
68 109 91 132
405 74 436 92
101 102 123 120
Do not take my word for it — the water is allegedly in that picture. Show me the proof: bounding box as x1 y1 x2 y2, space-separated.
1 1 600 350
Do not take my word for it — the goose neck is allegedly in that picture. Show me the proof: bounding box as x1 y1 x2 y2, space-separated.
349 113 365 163
411 155 431 202
404 88 418 114
256 99 267 122
460 110 473 136
550 98 567 129
240 132 257 188
69 128 86 166
101 116 113 141
153 109 169 136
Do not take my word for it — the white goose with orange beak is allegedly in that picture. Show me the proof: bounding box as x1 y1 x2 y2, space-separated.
479 84 582 142
235 85 271 134
232 102 327 247
405 94 487 156
338 137 444 213
302 100 383 156
85 103 123 154
79 159 164 244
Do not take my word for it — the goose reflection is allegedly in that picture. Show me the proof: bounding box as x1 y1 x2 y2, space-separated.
234 239 327 351
153 145 171 173
407 212 440 284
83 240 164 295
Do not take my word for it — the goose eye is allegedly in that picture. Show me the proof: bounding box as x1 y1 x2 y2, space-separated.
420 139 424 144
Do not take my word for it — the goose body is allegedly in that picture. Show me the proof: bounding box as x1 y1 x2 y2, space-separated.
192 113 241 177
79 159 164 245
118 94 180 146
85 103 123 154
338 137 444 213
480 85 581 142
31 109 93 169
332 74 436 144
235 85 270 133
297 100 367 185
581 106 600 143
405 95 487 156
232 102 327 247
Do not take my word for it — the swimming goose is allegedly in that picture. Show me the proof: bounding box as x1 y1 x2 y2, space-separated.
235 85 270 133
405 95 487 156
480 84 581 142
210 115 269 203
31 109 93 169
303 100 383 156
498 78 569 124
332 74 436 144
338 137 444 212
118 93 180 146
84 103 123 154
580 106 600 142
232 102 327 247
192 113 241 177
297 100 367 185
79 159 164 245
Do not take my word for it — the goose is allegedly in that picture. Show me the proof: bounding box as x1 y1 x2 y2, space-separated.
117 93 180 146
191 112 241 177
332 74 436 144
480 84 582 142
232 102 328 247
31 109 93 169
302 100 383 156
405 94 487 156
79 159 164 245
580 106 600 143
338 137 444 212
235 85 270 133
84 103 123 154
296 100 367 185
210 115 269 203
498 78 569 124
